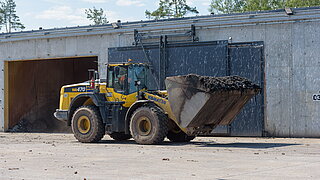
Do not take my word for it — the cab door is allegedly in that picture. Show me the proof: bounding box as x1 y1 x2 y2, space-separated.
106 65 137 108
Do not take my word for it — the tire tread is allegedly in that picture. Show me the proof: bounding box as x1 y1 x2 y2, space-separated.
72 105 105 143
130 104 169 145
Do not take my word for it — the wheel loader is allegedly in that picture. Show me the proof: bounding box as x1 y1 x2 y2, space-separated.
54 62 260 145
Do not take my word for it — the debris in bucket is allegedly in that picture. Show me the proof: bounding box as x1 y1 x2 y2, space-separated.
181 74 260 92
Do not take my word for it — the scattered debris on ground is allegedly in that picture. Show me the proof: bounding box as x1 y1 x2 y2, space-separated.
0 133 319 179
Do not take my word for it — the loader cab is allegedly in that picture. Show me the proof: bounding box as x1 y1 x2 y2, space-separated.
107 63 158 95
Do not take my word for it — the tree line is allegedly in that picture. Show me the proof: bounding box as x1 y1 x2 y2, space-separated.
87 0 320 25
0 0 24 33
4 0 320 32
210 0 320 14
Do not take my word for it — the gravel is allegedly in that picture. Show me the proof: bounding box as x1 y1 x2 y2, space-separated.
182 74 261 92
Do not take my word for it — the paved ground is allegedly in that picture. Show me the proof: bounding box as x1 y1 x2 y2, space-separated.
0 133 319 180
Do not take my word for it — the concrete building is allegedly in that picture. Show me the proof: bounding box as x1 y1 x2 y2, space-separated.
0 7 319 137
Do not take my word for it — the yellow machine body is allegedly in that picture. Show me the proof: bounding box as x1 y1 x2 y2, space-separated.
55 62 260 142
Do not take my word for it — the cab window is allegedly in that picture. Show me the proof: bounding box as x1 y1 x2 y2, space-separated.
107 67 114 87
108 66 128 94
128 64 146 94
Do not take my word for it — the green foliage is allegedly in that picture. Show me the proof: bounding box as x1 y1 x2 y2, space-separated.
1 0 24 33
209 0 320 14
146 0 199 20
85 7 108 25
285 0 320 8
209 0 246 14
243 0 282 12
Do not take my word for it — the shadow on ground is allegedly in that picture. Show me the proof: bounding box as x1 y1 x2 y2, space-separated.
197 142 301 149
92 140 301 149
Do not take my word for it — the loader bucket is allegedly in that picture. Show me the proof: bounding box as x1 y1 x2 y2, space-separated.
165 74 260 133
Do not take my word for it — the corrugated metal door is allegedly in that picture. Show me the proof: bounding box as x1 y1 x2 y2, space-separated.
108 41 229 87
229 42 265 136
108 41 264 136
165 41 228 76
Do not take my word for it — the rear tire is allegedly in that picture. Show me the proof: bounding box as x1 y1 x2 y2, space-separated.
71 105 105 143
109 132 132 141
130 105 168 145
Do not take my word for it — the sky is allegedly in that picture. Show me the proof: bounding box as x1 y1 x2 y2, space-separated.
14 0 212 31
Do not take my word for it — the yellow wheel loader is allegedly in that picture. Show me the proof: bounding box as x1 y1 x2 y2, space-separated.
54 62 260 145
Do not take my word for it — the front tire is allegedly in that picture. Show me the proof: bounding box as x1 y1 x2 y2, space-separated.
71 105 105 143
130 105 168 145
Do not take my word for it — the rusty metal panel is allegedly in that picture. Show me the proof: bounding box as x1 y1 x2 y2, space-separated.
6 58 98 132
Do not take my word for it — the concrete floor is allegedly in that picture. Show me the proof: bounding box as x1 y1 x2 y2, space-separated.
0 133 319 180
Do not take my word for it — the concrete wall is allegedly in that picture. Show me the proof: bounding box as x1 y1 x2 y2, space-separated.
0 7 320 137
198 21 320 137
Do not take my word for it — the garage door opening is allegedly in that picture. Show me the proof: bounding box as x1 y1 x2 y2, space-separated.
5 56 98 133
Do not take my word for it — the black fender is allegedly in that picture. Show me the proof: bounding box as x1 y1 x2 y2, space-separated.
67 93 106 126
124 100 157 134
